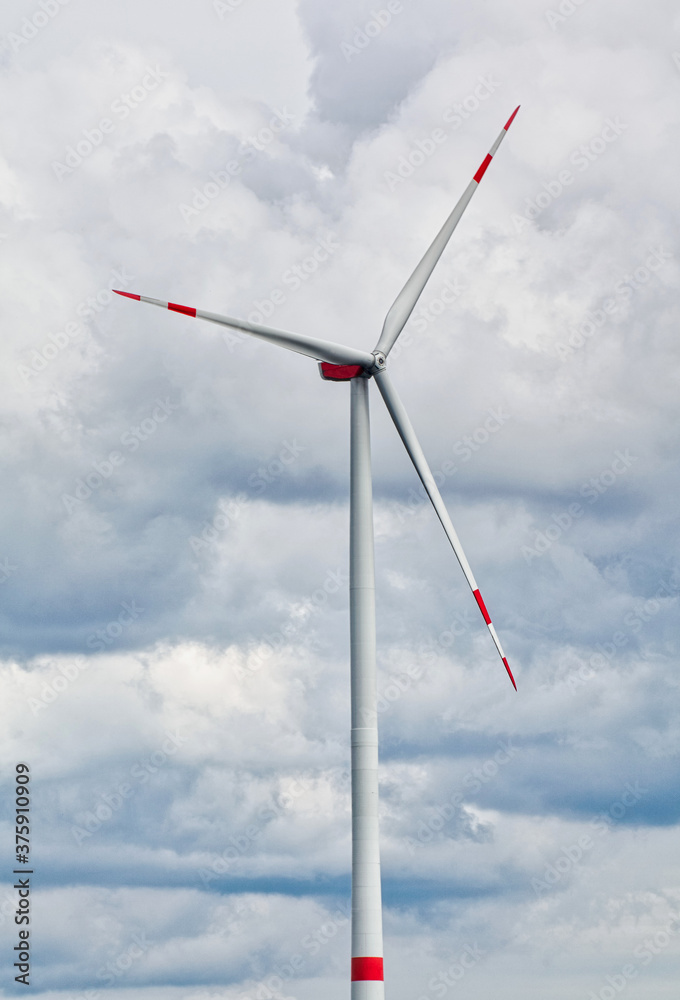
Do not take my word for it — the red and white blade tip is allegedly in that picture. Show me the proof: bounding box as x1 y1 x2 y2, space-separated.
473 588 517 691
472 106 520 184
502 657 517 691
504 105 520 131
114 289 197 317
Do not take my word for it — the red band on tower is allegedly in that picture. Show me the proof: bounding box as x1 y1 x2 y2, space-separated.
113 290 140 301
351 957 384 981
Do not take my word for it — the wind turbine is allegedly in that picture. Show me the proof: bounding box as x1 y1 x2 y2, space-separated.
115 105 519 1000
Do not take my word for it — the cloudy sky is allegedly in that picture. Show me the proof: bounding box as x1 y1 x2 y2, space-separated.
1 0 679 997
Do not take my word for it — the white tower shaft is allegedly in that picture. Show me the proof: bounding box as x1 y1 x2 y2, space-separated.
349 377 385 1000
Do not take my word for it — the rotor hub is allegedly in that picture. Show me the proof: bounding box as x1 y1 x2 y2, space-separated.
369 351 386 374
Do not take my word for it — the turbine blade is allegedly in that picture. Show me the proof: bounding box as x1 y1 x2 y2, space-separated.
113 290 374 369
374 106 520 359
375 370 516 689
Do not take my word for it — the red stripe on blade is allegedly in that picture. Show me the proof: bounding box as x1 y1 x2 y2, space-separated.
168 301 197 317
473 589 492 625
503 657 517 691
473 153 492 183
351 957 384 981
113 290 140 300
504 105 520 131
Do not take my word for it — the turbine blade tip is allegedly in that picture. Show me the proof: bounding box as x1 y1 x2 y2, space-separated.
503 657 517 691
113 290 140 300
504 106 520 131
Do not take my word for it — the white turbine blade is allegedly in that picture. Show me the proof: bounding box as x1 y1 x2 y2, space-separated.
113 290 374 369
374 107 520 359
375 370 516 690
